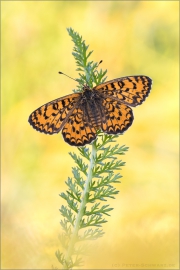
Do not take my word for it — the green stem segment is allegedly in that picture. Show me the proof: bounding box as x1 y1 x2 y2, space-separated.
63 141 97 269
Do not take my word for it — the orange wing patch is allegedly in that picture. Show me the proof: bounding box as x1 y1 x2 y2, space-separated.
62 107 97 146
28 93 80 134
95 76 152 107
101 98 134 134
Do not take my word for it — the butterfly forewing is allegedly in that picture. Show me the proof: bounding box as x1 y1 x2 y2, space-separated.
28 93 80 134
95 76 152 107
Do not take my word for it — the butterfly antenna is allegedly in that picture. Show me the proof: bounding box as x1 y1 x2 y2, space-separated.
59 61 102 85
58 71 78 83
94 60 103 75
58 71 86 87
98 60 103 67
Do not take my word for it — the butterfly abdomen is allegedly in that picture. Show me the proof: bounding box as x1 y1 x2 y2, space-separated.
82 89 102 130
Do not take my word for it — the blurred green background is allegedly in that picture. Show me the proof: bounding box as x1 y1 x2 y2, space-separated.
2 1 179 269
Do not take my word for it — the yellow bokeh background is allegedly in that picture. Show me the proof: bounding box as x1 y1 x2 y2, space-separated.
2 1 179 269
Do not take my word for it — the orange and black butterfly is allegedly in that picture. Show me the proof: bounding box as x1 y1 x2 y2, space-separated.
28 76 152 146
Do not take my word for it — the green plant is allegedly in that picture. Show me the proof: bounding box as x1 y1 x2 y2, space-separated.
55 28 128 269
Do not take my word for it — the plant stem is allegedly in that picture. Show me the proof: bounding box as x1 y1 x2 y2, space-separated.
63 141 97 269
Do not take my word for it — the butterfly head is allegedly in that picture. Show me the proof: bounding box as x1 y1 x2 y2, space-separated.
82 84 91 92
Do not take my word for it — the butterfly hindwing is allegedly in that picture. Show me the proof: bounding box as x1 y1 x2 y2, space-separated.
95 76 152 107
28 93 80 134
100 97 134 134
62 106 97 146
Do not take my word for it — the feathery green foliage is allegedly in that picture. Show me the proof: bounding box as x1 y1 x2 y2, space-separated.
55 28 128 269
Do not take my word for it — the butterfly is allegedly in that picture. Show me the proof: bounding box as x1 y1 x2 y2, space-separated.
28 75 152 146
